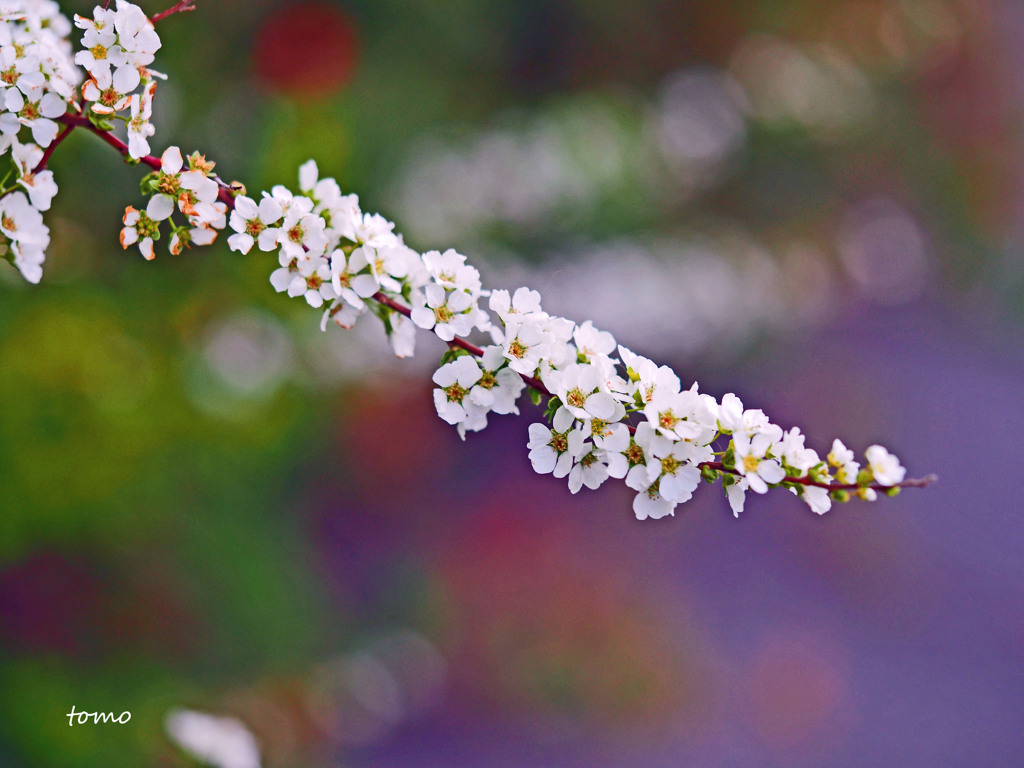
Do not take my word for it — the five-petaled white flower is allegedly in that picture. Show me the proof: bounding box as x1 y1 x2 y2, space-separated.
227 194 283 254
732 432 786 494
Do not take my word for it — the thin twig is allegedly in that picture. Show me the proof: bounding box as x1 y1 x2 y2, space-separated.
151 0 197 24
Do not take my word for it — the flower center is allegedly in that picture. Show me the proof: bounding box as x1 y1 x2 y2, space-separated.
156 174 180 195
625 443 645 466
658 410 679 430
135 212 159 238
508 339 526 359
743 454 760 474
288 224 304 243
90 44 108 60
660 455 681 475
444 383 467 403
566 388 586 409
549 431 568 453
99 87 120 107
434 305 453 324
478 370 496 389
245 219 266 237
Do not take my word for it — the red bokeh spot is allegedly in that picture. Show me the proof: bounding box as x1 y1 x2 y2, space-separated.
254 2 359 99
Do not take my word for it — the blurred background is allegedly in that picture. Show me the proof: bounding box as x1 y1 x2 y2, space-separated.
1 0 1023 765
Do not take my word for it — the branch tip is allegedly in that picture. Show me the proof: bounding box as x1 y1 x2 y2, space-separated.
151 1 196 24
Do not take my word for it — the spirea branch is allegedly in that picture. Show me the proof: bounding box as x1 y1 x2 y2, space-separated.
0 0 936 520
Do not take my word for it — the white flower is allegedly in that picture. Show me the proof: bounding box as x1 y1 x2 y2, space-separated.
168 223 217 255
643 389 706 442
410 283 474 341
119 205 159 260
353 212 398 250
500 316 548 376
227 195 283 254
74 22 128 75
323 191 361 241
573 320 615 359
798 485 832 515
385 311 417 358
364 243 414 294
632 480 677 521
113 0 161 66
567 445 611 494
864 444 905 486
81 63 139 115
622 422 660 489
527 407 586 478
551 362 617 421
11 141 57 210
827 438 859 484
3 78 66 145
778 427 821 476
583 414 630 454
732 432 786 494
329 246 378 309
278 205 328 260
432 355 487 439
716 392 745 433
468 345 525 415
489 286 542 324
286 257 336 308
178 167 219 219
144 146 189 221
647 438 702 503
423 248 482 294
0 190 49 283
164 709 260 768
125 82 156 159
321 299 365 331
619 344 680 406
726 477 749 517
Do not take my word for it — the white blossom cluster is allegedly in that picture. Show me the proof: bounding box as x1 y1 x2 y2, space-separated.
1 0 166 282
233 159 490 362
119 144 227 259
257 163 911 520
0 0 78 282
75 1 162 159
2 4 918 520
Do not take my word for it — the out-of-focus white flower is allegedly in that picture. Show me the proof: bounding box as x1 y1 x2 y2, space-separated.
164 709 260 768
865 444 906 486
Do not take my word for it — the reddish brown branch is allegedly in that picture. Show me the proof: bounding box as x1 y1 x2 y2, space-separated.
151 0 196 24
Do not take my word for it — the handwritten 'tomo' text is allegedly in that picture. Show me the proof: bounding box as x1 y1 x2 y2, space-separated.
66 706 131 726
